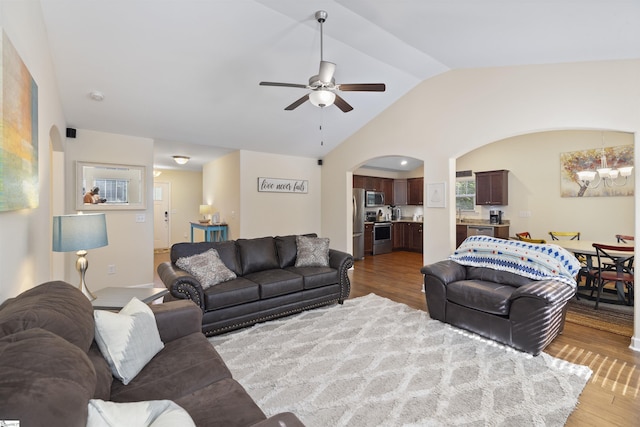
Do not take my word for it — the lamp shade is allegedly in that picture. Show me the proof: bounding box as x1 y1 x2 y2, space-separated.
199 204 213 215
52 213 108 252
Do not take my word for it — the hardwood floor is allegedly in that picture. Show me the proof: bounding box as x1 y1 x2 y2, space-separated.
154 250 640 425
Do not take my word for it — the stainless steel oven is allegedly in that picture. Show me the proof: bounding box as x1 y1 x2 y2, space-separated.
373 222 392 255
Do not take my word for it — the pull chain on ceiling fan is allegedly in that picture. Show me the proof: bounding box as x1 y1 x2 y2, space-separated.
259 10 386 113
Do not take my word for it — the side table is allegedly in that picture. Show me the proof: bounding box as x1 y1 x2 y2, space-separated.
91 287 169 310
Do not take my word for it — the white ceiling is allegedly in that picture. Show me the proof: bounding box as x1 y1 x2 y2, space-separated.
39 0 640 171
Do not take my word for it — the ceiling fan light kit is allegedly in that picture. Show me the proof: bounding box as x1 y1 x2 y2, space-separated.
259 10 385 113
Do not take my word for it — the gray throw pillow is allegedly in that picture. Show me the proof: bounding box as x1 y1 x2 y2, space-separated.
176 248 237 289
295 235 330 267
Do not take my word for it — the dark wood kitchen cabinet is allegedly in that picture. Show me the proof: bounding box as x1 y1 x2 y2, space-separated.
407 178 423 205
456 224 467 248
475 170 509 205
364 223 373 255
393 179 407 205
392 222 405 249
399 222 423 252
353 175 393 204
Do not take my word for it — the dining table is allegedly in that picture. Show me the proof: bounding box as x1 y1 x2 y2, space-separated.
552 240 634 304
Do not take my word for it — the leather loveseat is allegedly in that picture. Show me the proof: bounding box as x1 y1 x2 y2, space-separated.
421 236 580 355
157 234 353 336
0 281 304 427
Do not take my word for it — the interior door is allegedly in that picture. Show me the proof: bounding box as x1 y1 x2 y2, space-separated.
153 182 171 249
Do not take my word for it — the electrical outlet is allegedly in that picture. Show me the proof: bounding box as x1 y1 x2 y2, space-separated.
107 265 116 274
518 211 532 218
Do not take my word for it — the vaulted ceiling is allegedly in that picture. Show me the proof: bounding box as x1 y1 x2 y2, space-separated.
39 0 640 170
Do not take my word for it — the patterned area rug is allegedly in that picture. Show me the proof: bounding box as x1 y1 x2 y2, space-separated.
210 294 592 426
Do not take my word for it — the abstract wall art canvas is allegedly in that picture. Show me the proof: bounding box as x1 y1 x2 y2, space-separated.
0 30 39 212
560 145 634 198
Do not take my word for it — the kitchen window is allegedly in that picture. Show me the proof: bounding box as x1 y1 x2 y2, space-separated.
455 178 476 211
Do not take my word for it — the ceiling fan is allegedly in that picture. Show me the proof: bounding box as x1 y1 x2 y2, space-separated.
259 10 386 113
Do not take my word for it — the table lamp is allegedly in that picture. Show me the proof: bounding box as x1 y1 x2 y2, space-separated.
199 204 212 224
52 213 108 301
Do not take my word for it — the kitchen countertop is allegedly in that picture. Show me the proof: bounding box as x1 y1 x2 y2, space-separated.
456 220 510 228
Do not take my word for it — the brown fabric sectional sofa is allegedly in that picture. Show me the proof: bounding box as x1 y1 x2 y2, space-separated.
157 234 354 336
0 281 304 427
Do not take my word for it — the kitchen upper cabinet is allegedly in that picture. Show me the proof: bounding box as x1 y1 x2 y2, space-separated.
393 179 407 205
475 170 509 206
407 178 424 205
353 175 367 189
353 175 394 204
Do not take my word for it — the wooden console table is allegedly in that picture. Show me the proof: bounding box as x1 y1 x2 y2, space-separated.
190 222 228 242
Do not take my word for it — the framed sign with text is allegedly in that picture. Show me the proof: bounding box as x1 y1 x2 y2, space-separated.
258 177 308 194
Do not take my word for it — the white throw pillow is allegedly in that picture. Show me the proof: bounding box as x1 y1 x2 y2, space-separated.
94 298 164 385
176 248 237 289
87 399 196 427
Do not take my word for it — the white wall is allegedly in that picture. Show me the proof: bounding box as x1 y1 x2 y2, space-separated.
63 129 154 289
0 1 67 301
457 130 634 241
203 150 321 240
321 59 640 349
153 170 202 244
203 151 241 240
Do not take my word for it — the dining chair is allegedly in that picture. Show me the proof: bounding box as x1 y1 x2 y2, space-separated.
549 231 580 241
616 234 635 244
591 243 634 310
518 237 546 244
515 232 532 240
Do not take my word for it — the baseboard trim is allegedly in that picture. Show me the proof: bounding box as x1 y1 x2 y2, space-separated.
629 336 640 352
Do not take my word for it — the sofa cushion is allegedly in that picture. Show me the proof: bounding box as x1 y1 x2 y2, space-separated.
275 233 317 268
174 378 267 427
110 332 232 402
87 399 195 427
237 237 279 275
295 235 330 267
447 279 515 315
176 248 237 289
204 277 260 310
244 269 304 299
0 328 96 427
286 266 338 290
94 298 164 385
171 241 241 275
87 341 114 400
466 266 533 287
0 281 95 352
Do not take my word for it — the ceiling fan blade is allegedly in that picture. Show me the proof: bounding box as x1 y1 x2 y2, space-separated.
338 83 386 92
333 94 353 113
318 61 336 83
260 81 308 89
284 94 309 111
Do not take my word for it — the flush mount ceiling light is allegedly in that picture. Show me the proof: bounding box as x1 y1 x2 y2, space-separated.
89 91 104 101
172 156 190 165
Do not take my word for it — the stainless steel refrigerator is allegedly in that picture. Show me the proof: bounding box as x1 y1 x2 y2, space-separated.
352 188 365 260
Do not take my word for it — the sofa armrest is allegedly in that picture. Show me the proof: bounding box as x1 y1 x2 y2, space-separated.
157 262 206 311
510 279 576 306
329 249 354 301
421 259 467 285
251 412 305 427
150 300 202 343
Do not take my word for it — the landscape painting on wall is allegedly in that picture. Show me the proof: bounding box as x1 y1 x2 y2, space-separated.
560 145 634 198
0 30 39 212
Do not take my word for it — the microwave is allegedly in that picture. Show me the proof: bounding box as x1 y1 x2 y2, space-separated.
365 191 385 207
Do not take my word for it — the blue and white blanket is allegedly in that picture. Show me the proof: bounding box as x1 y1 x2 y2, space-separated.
450 236 581 287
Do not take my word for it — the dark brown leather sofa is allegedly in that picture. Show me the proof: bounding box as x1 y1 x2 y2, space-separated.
0 281 304 427
158 234 353 336
421 260 575 355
